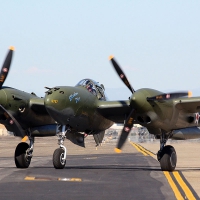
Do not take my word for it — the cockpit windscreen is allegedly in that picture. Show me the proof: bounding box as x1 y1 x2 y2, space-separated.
76 79 107 100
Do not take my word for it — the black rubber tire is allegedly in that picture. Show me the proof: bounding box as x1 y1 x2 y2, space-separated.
14 142 31 168
159 145 177 172
53 148 66 169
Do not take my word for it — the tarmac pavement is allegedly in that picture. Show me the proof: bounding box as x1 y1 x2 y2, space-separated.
137 139 200 198
0 136 199 199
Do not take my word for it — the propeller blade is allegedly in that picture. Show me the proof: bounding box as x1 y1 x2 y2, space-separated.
0 105 26 137
109 55 135 93
115 109 135 153
0 46 14 88
146 91 192 101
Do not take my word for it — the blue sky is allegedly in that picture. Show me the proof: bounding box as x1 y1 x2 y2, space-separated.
0 1 200 100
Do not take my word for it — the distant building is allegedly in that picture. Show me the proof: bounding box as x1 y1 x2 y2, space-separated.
0 124 11 136
105 123 154 142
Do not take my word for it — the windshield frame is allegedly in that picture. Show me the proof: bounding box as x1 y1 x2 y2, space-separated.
75 79 107 100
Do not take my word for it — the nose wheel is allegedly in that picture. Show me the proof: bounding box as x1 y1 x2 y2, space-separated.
53 125 69 169
53 148 66 169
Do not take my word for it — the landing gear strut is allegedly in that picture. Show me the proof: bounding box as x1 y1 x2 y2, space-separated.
157 131 177 172
53 125 70 169
14 135 34 168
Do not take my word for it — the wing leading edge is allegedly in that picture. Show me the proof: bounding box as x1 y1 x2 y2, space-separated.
96 100 131 123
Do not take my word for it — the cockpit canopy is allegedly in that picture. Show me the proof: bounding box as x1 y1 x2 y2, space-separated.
76 79 107 100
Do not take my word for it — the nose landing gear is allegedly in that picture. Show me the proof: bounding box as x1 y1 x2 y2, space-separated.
53 125 70 169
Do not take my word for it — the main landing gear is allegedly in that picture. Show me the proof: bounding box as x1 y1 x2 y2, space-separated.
14 135 34 168
53 125 70 169
157 131 177 172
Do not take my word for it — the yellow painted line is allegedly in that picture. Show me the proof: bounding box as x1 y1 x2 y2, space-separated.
21 136 28 142
130 142 148 156
25 176 35 180
173 171 196 200
163 171 184 200
134 143 154 157
130 142 154 156
70 178 82 182
25 176 82 182
25 176 49 181
130 142 196 199
57 178 82 182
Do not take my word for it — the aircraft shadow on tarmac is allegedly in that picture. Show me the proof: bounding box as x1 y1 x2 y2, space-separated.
1 166 200 172
0 165 162 171
1 153 200 171
64 165 161 171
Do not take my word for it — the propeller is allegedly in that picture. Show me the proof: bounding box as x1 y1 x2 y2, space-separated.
109 56 136 153
0 105 26 137
0 47 25 137
0 46 14 88
109 55 135 93
115 109 135 153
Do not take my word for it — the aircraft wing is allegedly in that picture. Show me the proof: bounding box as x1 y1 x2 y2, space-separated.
96 100 131 123
175 97 200 113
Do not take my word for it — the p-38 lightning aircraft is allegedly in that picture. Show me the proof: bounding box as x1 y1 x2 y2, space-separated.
1 47 200 171
44 55 200 172
0 47 103 169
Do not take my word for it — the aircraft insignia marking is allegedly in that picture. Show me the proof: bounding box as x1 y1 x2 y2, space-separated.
51 100 58 103
195 113 199 124
75 97 80 103
120 74 124 78
69 92 80 103
69 92 78 101
2 68 8 73
124 127 130 132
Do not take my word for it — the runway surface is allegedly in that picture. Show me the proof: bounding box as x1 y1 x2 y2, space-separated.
0 136 199 200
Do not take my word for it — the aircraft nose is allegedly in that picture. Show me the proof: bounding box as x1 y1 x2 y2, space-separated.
44 86 80 124
44 87 66 110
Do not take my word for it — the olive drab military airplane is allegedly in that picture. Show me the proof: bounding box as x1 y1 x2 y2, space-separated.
1 47 200 172
0 47 104 169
